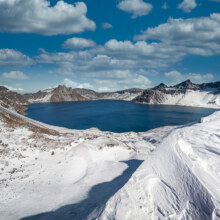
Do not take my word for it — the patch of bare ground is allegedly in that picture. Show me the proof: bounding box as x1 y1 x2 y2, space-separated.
0 110 59 136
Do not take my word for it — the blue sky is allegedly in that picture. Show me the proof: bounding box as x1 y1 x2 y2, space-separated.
0 0 219 93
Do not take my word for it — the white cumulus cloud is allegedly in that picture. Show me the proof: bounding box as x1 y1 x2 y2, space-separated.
2 71 29 80
164 70 214 84
37 46 154 91
102 22 113 29
36 34 217 91
3 85 25 92
117 0 153 18
178 0 197 13
134 13 220 56
63 78 94 90
0 0 96 35
62 38 96 49
0 49 33 67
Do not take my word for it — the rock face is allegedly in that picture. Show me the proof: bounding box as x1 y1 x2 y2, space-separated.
50 85 87 102
23 85 88 103
24 85 143 103
133 80 220 108
0 86 28 115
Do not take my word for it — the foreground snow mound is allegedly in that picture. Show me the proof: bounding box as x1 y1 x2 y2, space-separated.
0 106 171 220
0 105 220 220
99 111 220 220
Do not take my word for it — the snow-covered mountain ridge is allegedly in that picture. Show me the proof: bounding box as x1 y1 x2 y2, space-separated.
0 80 219 114
24 80 220 109
134 80 220 108
23 86 143 103
0 104 220 219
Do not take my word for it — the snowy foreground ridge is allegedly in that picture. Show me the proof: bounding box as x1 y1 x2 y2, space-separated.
0 105 220 219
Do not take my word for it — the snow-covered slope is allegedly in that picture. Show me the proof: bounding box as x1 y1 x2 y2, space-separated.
134 80 220 109
0 105 220 219
142 89 219 108
99 111 220 219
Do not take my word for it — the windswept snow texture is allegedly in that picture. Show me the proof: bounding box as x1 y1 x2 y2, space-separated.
0 105 220 219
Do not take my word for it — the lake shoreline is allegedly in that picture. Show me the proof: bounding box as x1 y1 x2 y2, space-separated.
25 100 216 133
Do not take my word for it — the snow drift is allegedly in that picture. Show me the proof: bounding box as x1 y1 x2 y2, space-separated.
0 105 220 219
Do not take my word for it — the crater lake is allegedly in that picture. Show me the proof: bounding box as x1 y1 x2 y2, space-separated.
26 100 215 133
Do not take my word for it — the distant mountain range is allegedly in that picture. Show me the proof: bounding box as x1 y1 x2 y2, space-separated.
23 86 143 103
0 80 219 114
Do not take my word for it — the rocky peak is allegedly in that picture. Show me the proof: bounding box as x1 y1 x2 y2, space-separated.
54 84 70 93
57 84 68 89
0 86 9 92
153 83 167 90
174 80 197 89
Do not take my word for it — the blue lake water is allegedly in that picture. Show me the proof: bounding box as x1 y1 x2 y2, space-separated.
26 100 215 133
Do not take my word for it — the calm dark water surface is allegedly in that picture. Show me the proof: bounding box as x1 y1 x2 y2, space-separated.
26 100 215 133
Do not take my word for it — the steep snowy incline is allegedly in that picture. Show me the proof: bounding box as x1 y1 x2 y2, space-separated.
98 111 220 219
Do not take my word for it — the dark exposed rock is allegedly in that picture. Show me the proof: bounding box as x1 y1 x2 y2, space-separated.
199 81 220 91
174 80 197 90
50 85 87 102
0 86 9 92
153 83 167 90
23 90 49 101
0 86 28 115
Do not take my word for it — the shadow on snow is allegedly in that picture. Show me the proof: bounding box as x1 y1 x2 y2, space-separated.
21 159 143 220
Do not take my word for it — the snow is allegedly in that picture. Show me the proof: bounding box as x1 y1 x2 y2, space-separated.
101 92 143 101
0 105 220 219
99 110 220 220
161 89 220 108
28 93 52 103
26 89 142 103
42 88 53 93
